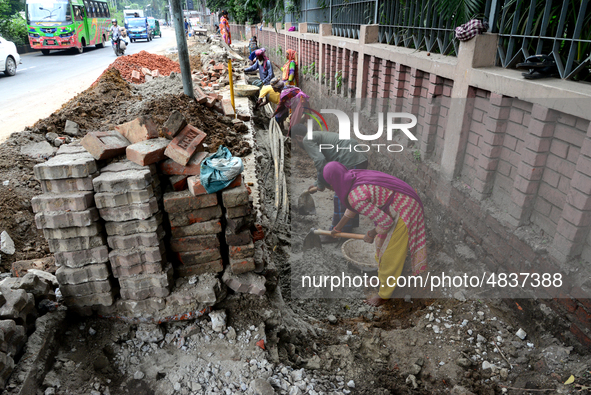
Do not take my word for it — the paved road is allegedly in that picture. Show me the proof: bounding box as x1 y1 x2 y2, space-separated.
0 27 178 142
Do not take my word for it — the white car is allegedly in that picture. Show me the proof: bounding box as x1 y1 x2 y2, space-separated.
0 36 20 77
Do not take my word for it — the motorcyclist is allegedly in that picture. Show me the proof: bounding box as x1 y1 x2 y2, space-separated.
110 19 121 54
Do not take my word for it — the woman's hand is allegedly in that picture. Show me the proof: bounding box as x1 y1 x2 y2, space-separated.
364 229 377 243
330 227 342 238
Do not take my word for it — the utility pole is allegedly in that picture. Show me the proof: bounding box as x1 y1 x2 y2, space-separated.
170 0 194 98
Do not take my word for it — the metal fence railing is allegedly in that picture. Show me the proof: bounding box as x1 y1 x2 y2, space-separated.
489 0 591 81
259 0 591 81
377 0 458 55
331 0 376 39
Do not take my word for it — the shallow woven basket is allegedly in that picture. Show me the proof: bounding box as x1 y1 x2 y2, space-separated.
233 84 259 97
341 239 379 271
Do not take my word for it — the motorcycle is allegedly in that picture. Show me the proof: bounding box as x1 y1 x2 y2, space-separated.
112 36 129 56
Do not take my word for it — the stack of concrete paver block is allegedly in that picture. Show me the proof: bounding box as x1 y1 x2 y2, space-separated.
163 188 223 277
32 150 115 308
93 160 172 301
221 181 257 275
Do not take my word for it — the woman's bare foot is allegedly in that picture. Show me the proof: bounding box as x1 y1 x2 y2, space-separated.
364 295 387 307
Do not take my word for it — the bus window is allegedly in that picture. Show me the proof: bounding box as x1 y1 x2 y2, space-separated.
93 2 98 17
73 5 83 20
105 3 110 17
98 3 104 17
66 3 72 21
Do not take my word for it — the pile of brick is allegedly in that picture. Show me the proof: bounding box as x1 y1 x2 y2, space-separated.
99 50 181 84
31 108 264 319
32 147 115 308
192 59 228 92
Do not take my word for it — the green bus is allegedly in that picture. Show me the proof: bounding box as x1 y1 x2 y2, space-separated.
26 0 111 55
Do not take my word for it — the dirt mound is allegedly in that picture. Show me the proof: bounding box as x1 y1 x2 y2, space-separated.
0 132 50 271
99 50 181 83
140 93 252 156
31 68 137 135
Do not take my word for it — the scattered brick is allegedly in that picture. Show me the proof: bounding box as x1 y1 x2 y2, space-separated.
170 234 220 252
56 263 110 285
104 213 163 236
34 208 99 229
54 246 109 268
92 169 153 193
187 176 207 196
107 226 165 250
170 220 222 238
169 175 188 191
131 70 141 83
41 174 97 193
237 113 251 122
33 152 97 180
81 131 130 160
159 152 209 176
230 257 255 274
126 138 169 166
94 187 155 209
115 116 158 144
31 191 94 213
47 235 106 253
229 242 255 260
42 222 102 240
98 197 159 222
60 279 113 297
226 204 252 218
163 190 217 213
164 125 207 166
222 270 266 296
162 111 187 140
168 206 222 227
222 184 249 208
225 229 252 246
174 259 223 277
175 248 222 266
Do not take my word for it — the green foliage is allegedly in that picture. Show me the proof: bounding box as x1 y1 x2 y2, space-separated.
437 0 484 26
0 5 27 46
413 149 421 162
335 70 343 88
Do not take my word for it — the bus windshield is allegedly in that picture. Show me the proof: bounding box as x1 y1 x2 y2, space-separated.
127 19 145 27
27 0 71 22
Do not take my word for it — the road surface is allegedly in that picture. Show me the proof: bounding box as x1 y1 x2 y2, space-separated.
0 27 178 142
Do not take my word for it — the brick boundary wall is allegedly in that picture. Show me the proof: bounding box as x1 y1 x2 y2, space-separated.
235 23 591 347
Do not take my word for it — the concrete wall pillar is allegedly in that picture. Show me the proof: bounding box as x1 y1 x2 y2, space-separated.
421 74 444 159
320 23 332 36
275 22 282 31
299 23 307 33
472 93 512 200
360 24 379 44
508 104 557 226
551 123 591 262
439 33 500 199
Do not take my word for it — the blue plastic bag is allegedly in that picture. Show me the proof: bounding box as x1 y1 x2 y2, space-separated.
200 146 244 194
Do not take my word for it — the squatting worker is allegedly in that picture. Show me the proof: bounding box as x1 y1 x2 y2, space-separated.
244 48 274 88
291 124 368 240
256 77 280 110
271 77 309 131
324 162 427 306
248 36 259 64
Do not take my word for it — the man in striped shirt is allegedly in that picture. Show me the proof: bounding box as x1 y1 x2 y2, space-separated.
292 124 368 241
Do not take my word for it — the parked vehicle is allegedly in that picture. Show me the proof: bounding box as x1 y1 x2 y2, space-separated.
26 0 111 55
0 36 21 76
147 17 161 38
125 17 150 42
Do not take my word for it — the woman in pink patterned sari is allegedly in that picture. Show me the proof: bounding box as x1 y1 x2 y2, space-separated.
324 162 427 306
